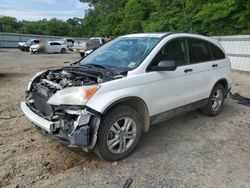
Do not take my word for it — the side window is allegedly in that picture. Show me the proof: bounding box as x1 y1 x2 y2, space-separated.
151 38 188 67
54 42 61 45
67 39 74 43
209 43 225 60
188 38 213 63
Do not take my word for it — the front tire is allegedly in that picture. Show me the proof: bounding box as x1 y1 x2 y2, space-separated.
202 84 225 116
94 106 142 161
61 48 66 53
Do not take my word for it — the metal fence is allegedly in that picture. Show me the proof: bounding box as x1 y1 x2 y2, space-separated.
213 35 250 72
0 32 88 48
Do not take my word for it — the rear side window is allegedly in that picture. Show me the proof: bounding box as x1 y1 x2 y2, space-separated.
209 43 225 60
188 38 213 63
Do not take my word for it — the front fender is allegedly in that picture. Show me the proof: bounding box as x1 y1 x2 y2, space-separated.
85 84 151 115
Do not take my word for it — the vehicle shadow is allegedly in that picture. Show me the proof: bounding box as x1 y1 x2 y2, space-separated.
129 101 239 160
0 72 28 79
49 100 239 168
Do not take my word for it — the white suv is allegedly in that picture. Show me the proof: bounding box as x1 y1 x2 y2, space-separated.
21 33 231 161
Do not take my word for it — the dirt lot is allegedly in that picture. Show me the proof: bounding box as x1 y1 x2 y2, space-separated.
0 49 249 188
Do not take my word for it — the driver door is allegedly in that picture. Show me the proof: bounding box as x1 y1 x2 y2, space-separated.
145 37 201 117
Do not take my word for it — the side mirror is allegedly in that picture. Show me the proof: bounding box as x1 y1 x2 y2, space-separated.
151 60 177 71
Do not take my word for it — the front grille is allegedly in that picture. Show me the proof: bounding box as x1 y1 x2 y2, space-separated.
33 83 53 117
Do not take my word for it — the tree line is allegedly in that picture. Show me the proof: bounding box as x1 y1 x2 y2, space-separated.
0 0 249 38
0 16 84 37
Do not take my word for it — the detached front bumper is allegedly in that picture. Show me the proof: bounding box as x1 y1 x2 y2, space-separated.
20 102 95 147
21 102 55 133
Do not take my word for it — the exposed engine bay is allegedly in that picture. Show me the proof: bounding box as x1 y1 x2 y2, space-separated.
33 66 115 93
25 66 122 118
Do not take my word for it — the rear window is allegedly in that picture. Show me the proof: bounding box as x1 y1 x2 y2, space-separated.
66 39 74 43
90 39 101 46
209 43 225 60
188 38 213 63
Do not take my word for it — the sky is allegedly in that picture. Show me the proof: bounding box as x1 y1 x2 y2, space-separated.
0 0 90 21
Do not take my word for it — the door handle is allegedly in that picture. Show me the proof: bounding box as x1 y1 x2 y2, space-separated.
212 64 218 68
184 68 193 73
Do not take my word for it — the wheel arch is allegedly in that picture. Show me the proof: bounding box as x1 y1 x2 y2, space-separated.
102 97 150 132
61 48 66 53
213 78 229 97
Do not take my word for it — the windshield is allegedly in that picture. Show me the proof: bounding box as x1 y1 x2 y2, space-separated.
80 37 161 70
27 39 34 43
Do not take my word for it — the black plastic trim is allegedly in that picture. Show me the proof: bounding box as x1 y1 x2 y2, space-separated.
150 98 208 125
102 96 148 115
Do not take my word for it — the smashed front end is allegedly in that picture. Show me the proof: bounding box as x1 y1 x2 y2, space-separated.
21 66 112 150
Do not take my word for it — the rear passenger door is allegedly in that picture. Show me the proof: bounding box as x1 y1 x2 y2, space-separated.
186 37 224 100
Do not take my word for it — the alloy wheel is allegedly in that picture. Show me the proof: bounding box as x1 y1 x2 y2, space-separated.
107 117 137 154
211 89 223 111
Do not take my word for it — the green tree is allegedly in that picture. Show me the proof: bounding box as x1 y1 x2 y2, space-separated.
0 16 19 32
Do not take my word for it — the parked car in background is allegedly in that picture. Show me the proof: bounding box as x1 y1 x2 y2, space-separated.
78 37 106 57
30 41 67 54
21 33 231 161
72 41 86 52
60 38 75 48
18 39 40 51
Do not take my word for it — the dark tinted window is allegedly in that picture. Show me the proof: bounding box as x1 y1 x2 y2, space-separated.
66 39 74 43
89 39 101 47
188 38 213 63
33 40 39 44
209 43 225 60
151 38 187 67
50 42 61 46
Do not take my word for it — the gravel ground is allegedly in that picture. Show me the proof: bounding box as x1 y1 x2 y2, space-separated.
0 49 249 188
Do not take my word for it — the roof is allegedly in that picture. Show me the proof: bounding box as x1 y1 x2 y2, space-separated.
48 40 64 44
122 33 170 38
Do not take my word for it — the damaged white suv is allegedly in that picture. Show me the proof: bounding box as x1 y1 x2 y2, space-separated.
21 33 231 161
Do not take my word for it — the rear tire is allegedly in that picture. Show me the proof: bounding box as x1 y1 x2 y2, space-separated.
201 84 225 116
94 106 142 161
